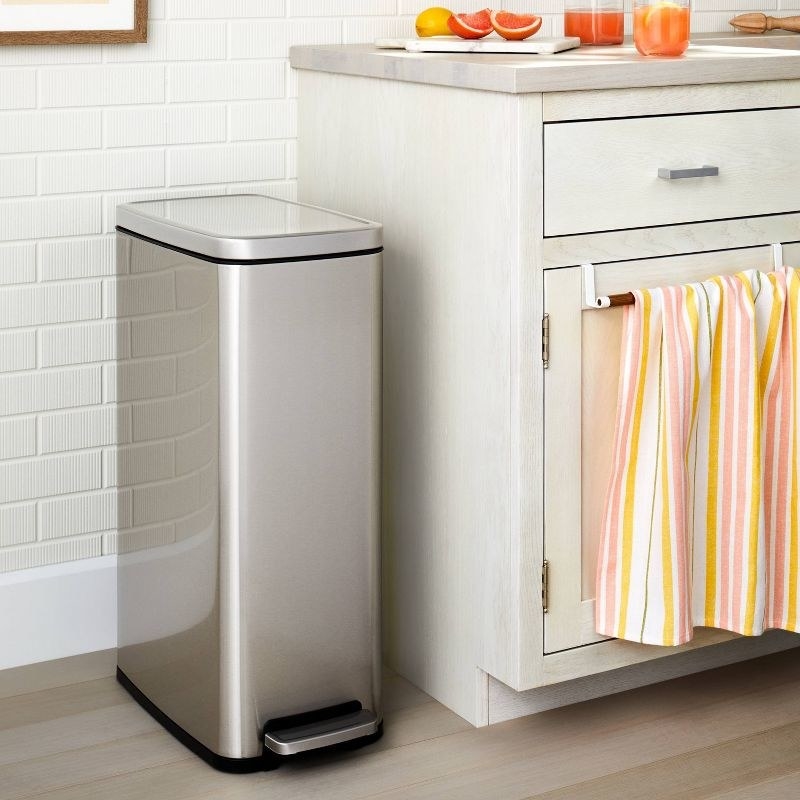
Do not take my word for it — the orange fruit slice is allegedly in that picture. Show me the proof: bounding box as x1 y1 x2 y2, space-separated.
490 10 543 40
638 2 689 55
643 0 682 25
447 8 493 39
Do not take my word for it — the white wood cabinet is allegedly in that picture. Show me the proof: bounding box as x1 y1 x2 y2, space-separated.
295 66 800 726
544 247 785 655
543 108 800 235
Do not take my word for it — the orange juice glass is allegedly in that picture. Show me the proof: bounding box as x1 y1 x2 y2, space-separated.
633 0 690 56
564 7 624 45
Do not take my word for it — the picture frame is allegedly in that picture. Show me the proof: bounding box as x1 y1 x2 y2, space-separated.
0 0 147 45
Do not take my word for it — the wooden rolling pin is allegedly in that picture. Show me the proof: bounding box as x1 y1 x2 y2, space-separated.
729 13 800 33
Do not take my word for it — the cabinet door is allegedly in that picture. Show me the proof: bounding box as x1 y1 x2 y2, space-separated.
542 245 784 655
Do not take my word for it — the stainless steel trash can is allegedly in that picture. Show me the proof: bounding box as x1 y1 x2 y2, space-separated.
114 194 382 772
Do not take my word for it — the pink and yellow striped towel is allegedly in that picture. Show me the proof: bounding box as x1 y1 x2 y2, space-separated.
596 267 800 646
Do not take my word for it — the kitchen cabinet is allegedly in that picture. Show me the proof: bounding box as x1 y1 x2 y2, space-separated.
543 108 800 235
545 247 790 655
292 44 800 726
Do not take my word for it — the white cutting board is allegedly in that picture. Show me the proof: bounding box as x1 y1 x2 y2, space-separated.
375 35 581 55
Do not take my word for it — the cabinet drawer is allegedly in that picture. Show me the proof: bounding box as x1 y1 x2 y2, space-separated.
544 108 800 236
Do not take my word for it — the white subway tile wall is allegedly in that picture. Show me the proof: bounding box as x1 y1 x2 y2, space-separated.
0 0 797 573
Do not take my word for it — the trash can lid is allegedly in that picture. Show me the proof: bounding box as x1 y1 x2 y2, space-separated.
116 194 382 263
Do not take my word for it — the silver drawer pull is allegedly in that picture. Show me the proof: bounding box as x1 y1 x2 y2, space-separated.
658 165 719 180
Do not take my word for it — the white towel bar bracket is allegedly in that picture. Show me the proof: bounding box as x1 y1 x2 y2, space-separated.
582 263 607 309
773 242 784 270
582 243 785 310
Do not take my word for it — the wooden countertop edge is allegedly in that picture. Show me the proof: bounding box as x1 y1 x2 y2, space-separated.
289 41 800 94
289 44 519 93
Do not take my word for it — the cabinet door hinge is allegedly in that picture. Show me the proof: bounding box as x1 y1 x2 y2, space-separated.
542 560 549 614
542 314 550 369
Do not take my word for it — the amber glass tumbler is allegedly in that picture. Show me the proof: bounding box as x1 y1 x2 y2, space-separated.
564 0 624 45
633 0 690 56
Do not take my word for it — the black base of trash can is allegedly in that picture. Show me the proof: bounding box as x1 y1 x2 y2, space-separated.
117 667 384 773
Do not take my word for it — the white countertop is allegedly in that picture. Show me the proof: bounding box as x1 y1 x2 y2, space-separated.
289 32 800 94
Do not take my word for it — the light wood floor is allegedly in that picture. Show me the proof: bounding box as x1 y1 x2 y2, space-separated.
2 649 800 799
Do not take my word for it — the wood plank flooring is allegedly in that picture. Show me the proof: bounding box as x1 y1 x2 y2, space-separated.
1 650 799 799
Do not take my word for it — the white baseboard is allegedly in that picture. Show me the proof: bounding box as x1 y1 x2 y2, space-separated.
0 649 117 699
0 556 117 671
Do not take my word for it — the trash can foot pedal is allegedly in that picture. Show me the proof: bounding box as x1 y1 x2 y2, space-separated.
264 702 380 756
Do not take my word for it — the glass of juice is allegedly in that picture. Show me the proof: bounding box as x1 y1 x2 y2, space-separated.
564 0 624 45
633 0 690 56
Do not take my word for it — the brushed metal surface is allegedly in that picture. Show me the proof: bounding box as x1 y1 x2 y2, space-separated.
116 234 224 754
116 223 382 761
116 194 382 262
218 255 382 757
263 709 379 755
657 165 719 180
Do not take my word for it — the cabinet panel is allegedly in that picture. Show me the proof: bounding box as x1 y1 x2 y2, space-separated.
543 244 782 655
785 243 800 265
544 108 800 236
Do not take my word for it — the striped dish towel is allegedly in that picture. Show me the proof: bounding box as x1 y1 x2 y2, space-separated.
596 267 800 646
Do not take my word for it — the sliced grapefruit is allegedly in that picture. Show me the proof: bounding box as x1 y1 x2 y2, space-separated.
447 8 493 39
490 10 543 40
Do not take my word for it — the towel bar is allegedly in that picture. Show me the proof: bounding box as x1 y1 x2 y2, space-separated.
582 243 785 310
